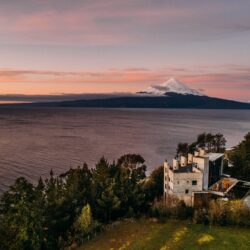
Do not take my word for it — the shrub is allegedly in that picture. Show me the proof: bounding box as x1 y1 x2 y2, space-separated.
126 207 135 218
175 201 194 220
149 201 193 221
227 200 250 226
193 208 209 225
208 199 250 226
208 200 228 225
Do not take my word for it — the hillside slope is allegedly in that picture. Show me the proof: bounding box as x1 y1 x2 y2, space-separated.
25 93 250 109
80 219 250 250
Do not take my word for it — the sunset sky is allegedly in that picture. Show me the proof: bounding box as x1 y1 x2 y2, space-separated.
0 0 250 102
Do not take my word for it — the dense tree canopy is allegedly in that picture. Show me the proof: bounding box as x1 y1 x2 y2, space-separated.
176 132 226 156
0 178 44 250
0 133 248 249
227 132 250 181
145 166 164 201
0 155 150 249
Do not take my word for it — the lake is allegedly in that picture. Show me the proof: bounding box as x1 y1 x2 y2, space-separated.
0 108 249 192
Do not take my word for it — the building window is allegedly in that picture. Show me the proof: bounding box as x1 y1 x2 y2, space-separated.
192 180 197 185
177 181 179 184
187 180 189 184
185 189 189 194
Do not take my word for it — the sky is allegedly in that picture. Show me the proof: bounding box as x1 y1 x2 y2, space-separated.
0 0 250 102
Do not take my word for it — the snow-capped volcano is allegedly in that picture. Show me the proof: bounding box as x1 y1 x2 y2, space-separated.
140 78 203 96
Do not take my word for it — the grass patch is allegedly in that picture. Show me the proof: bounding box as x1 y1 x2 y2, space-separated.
79 219 250 250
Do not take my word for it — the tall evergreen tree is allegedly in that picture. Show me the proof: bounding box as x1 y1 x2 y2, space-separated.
228 132 250 181
0 178 44 250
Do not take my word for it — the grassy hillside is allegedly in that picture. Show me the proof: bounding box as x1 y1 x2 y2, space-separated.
79 219 250 250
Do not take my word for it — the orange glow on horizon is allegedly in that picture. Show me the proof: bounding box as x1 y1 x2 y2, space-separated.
0 66 249 101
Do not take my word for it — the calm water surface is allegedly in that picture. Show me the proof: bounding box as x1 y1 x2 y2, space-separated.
0 108 249 192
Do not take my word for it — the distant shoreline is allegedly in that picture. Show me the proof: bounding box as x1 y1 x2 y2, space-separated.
1 93 250 110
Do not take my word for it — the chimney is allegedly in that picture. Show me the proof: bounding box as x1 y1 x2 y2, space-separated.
164 160 169 169
180 156 187 166
173 159 179 170
199 149 205 157
188 153 193 163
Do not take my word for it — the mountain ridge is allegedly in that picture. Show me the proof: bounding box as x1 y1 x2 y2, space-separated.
11 92 250 109
3 78 250 109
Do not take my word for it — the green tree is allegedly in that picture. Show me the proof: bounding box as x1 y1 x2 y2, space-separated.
117 154 145 169
213 133 226 153
92 158 124 222
0 178 44 250
43 170 71 249
205 133 215 151
96 178 121 222
117 155 147 215
188 142 197 154
197 133 206 148
176 142 189 156
77 204 92 232
74 204 101 245
62 164 92 215
177 132 226 156
228 132 250 181
145 166 164 201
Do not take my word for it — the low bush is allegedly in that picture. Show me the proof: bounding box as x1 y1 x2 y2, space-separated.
208 199 250 226
150 199 250 227
193 208 209 225
149 201 194 221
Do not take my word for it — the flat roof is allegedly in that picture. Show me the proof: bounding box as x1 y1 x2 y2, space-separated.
227 181 250 199
205 153 224 162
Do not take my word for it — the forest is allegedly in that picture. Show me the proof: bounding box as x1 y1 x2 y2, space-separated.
0 132 249 249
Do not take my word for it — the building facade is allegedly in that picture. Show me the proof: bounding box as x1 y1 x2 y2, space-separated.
164 149 224 206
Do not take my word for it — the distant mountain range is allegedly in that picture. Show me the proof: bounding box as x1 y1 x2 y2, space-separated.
9 78 250 109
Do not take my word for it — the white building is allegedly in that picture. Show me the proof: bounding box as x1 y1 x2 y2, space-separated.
164 149 224 206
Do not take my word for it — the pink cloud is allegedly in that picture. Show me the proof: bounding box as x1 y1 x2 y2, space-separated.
1 1 249 46
0 65 249 101
0 8 134 45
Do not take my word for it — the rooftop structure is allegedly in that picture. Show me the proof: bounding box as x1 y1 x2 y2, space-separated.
209 178 250 208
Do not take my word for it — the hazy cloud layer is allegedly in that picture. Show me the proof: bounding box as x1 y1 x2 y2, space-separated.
0 0 250 45
0 65 249 101
0 1 249 101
